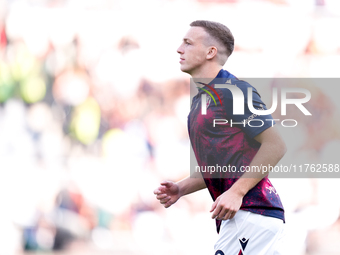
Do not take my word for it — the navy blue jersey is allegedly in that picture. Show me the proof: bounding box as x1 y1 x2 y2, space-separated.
188 69 284 233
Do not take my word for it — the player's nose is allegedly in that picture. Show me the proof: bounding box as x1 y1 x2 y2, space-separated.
177 44 184 54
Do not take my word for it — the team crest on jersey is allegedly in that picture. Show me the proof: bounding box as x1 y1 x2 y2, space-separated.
194 94 212 112
206 95 212 109
194 101 199 110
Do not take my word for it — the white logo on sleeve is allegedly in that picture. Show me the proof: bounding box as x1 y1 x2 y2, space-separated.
266 186 278 195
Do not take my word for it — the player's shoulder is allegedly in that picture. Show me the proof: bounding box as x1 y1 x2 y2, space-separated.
217 78 259 99
234 79 257 92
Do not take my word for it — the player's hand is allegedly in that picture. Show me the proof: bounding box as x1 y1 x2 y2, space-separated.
154 181 181 208
210 190 243 220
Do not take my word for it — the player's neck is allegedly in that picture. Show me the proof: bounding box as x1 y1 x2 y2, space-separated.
190 64 222 84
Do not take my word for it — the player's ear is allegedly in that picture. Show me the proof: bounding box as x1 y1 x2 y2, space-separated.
206 46 218 60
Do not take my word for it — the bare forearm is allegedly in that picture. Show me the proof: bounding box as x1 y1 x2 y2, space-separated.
177 171 206 197
210 127 286 221
230 134 286 197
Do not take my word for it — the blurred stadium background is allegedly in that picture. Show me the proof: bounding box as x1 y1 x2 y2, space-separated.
0 0 340 254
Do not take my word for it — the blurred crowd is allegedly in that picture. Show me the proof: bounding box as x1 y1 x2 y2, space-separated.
0 0 340 254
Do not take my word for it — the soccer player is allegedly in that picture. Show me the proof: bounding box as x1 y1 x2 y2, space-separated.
154 20 286 255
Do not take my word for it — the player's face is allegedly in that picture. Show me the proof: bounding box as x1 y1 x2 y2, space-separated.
177 27 209 75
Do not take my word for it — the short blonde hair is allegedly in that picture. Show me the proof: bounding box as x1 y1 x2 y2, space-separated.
190 20 234 59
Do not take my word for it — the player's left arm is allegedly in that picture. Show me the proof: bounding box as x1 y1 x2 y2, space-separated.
210 126 286 220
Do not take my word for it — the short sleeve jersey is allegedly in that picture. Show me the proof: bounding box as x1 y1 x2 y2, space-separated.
188 69 285 233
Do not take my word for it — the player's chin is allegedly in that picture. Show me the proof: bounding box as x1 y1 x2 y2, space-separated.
180 66 190 74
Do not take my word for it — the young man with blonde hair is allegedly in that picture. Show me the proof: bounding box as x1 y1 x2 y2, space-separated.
154 20 286 255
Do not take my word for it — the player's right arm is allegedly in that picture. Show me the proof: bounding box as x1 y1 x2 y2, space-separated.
154 171 206 208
